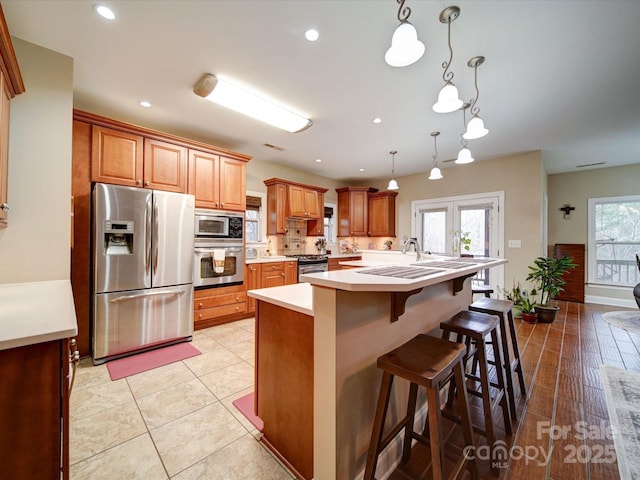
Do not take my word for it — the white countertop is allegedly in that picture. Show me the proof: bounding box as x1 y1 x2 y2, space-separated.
0 279 78 351
300 257 507 292
247 282 313 316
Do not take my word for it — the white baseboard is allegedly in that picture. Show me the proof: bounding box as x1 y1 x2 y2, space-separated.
585 295 637 308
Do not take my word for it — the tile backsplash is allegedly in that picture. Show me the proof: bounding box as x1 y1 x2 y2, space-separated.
275 219 308 255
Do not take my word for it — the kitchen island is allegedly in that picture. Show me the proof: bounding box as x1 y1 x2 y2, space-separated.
248 256 506 480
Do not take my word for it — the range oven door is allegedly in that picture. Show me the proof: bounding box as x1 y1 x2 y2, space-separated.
194 244 244 287
298 261 328 275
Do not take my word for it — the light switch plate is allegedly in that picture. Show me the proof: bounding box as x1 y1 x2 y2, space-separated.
508 239 522 248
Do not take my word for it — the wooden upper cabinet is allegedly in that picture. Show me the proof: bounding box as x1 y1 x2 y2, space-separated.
218 156 246 211
188 149 219 208
91 126 144 187
368 191 397 237
265 178 328 235
336 187 377 237
144 139 187 192
188 150 246 211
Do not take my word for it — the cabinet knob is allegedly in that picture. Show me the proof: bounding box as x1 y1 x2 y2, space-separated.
215 202 219 207
235 296 240 301
235 306 239 311
198 302 203 308
145 181 150 186
136 180 141 185
221 202 224 207
0 203 8 211
281 273 285 277
198 314 203 319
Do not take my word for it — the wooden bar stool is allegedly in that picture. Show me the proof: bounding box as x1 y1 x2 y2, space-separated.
469 297 526 420
472 284 494 298
364 334 476 480
440 310 513 475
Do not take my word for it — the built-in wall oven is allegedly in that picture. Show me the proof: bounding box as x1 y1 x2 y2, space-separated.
194 209 244 288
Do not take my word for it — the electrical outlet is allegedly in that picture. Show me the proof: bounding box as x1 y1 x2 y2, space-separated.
508 240 522 248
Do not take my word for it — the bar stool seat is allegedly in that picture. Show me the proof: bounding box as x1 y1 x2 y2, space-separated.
469 297 526 420
440 310 513 477
364 334 476 480
472 284 494 298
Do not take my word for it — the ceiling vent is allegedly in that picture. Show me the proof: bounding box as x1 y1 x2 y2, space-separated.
263 143 285 151
576 161 606 168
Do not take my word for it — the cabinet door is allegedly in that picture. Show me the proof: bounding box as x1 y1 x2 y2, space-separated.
218 156 246 211
288 185 306 217
91 126 144 186
349 190 368 236
304 189 321 218
144 139 187 193
246 263 262 312
368 192 396 237
0 74 9 225
284 261 298 284
267 183 287 235
188 149 220 209
262 262 285 288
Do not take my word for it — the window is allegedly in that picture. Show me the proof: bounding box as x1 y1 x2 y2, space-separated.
245 194 263 243
323 205 334 242
588 195 640 286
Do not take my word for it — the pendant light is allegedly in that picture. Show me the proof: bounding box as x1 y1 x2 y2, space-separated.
387 150 399 190
463 56 489 139
432 6 463 113
428 132 443 180
455 103 475 164
385 0 425 68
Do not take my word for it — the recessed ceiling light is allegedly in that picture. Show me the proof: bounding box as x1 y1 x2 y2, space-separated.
139 100 151 108
359 168 365 172
372 118 382 124
315 158 322 163
305 29 319 42
94 4 116 20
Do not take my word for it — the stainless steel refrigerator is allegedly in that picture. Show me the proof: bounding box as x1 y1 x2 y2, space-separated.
92 183 195 364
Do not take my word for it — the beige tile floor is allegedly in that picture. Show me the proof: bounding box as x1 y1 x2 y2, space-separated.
69 318 294 479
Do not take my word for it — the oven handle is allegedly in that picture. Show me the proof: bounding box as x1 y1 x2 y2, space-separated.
194 247 243 254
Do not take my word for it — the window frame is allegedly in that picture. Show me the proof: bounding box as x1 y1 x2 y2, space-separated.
587 194 640 287
245 190 267 245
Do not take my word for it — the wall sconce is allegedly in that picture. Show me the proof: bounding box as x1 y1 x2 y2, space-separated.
428 131 443 180
560 204 575 219
193 74 312 133
385 0 425 67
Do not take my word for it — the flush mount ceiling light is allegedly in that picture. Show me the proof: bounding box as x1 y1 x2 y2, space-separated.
428 131 443 180
305 29 319 42
193 74 312 133
463 56 489 139
387 150 399 190
432 6 463 113
385 0 425 67
455 103 475 164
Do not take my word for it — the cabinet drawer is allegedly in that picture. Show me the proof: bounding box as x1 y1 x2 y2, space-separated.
195 302 247 322
261 262 284 272
195 291 247 310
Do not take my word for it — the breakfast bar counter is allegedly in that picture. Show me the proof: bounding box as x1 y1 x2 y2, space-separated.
248 256 505 480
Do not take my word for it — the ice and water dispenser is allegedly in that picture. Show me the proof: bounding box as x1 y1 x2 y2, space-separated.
103 220 134 255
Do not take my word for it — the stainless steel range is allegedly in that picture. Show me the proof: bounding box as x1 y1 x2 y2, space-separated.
286 254 329 275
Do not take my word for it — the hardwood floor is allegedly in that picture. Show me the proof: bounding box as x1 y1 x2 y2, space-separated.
389 300 638 479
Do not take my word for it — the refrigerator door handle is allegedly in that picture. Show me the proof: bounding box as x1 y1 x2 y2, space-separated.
145 195 152 278
153 198 159 276
108 289 187 303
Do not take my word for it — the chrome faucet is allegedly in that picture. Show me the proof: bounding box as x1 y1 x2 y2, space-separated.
402 237 422 261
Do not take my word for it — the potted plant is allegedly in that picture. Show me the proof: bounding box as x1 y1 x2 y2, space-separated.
520 289 538 324
499 282 525 319
525 254 577 323
450 230 471 255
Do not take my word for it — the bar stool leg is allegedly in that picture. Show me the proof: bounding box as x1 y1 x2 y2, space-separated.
507 310 527 395
497 315 517 420
401 382 419 464
491 328 513 435
426 383 445 480
364 372 394 480
453 359 477 480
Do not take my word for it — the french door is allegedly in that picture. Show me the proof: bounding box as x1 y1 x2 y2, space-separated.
412 192 504 288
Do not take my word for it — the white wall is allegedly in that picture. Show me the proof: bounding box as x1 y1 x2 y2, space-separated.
0 38 73 283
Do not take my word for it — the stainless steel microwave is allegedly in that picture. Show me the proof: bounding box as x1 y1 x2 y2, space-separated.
194 209 244 240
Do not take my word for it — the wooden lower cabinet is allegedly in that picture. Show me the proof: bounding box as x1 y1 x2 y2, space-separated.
256 301 313 480
245 260 298 314
194 284 247 329
0 339 70 479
